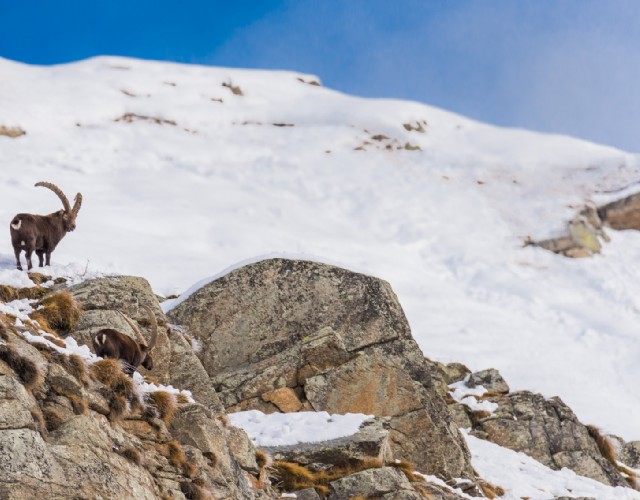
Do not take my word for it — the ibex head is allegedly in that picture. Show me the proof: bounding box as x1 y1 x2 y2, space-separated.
35 181 82 232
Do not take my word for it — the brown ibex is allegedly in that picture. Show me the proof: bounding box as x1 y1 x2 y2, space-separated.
10 182 82 270
92 306 158 376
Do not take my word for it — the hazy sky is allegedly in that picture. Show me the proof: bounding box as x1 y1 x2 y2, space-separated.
2 1 639 152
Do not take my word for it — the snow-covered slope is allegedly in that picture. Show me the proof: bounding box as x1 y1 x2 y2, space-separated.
2 56 640 439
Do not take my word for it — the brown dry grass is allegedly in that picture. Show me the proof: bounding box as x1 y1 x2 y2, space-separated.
60 354 91 387
588 425 640 488
109 394 128 421
479 480 506 498
0 285 48 303
33 292 81 332
256 449 269 469
389 460 425 483
147 391 177 424
30 407 47 438
0 343 43 390
270 457 384 496
43 408 66 431
180 481 212 500
176 392 190 405
118 446 142 465
90 358 123 385
27 272 51 285
0 285 16 302
43 334 65 347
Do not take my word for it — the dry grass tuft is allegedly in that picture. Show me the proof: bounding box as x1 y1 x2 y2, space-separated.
180 481 211 500
147 391 177 423
0 320 13 342
270 458 385 496
216 413 229 427
33 292 81 332
176 393 190 405
68 394 88 415
165 440 198 476
389 460 425 483
222 80 243 95
0 343 43 390
108 394 129 421
27 272 51 285
118 446 142 465
63 354 91 387
17 286 48 300
587 425 618 465
479 480 506 498
203 451 217 467
30 407 48 438
0 284 48 302
90 358 125 386
91 358 140 416
589 424 640 488
256 449 269 469
167 440 187 466
43 334 66 348
0 285 16 302
43 408 66 431
270 461 316 492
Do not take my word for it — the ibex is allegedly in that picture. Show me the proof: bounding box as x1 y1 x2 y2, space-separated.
10 182 82 271
92 306 158 376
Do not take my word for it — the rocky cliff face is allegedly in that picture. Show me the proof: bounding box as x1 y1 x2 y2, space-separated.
1 258 638 498
0 285 267 499
167 258 476 484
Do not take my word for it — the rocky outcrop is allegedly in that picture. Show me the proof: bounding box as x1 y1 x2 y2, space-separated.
0 319 270 499
167 258 477 482
598 192 640 230
451 368 630 488
69 276 223 412
534 205 608 258
327 467 417 500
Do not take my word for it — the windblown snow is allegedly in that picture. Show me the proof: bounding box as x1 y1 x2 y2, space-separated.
1 56 640 444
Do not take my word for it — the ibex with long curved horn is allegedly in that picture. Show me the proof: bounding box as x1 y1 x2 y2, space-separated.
92 306 159 376
10 182 82 270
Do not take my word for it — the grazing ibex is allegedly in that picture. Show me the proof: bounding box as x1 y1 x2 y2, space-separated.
93 306 158 376
10 182 82 270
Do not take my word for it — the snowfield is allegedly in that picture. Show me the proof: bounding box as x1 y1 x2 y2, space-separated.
1 56 640 443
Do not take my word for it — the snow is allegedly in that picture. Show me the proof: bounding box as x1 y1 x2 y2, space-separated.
464 432 640 499
449 379 498 415
1 55 640 440
228 410 373 447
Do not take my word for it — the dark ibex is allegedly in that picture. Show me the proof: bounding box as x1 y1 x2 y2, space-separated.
10 182 82 270
92 306 158 376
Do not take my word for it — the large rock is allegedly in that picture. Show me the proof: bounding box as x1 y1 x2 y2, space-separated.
167 258 476 481
598 192 640 230
470 390 628 487
327 467 414 500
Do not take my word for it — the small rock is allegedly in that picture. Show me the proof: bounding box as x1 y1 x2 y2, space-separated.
468 368 509 394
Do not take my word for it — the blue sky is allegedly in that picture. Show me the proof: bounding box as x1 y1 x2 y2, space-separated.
2 1 640 152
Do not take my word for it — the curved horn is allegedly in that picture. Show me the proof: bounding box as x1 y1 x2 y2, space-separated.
142 305 158 352
35 182 71 213
71 192 82 220
117 311 147 347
